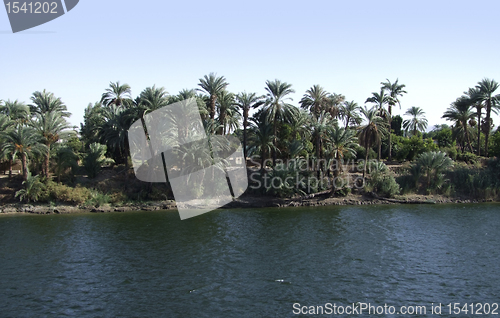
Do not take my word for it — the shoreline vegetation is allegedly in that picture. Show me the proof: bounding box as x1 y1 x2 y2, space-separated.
1 75 500 214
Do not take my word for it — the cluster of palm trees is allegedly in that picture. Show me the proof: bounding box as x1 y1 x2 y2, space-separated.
2 75 498 190
442 78 500 156
0 91 74 180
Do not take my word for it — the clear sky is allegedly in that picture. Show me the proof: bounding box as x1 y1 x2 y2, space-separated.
1 0 500 130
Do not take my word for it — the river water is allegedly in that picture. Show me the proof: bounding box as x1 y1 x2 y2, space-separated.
1 204 500 317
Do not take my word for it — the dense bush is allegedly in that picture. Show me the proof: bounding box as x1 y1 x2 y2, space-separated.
456 152 478 164
15 173 46 202
391 134 438 161
43 181 92 204
367 162 400 198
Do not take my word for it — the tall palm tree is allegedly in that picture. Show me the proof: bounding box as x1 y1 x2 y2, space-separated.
30 90 70 117
475 78 500 156
299 85 330 117
442 97 474 153
235 92 264 158
381 78 407 160
2 126 47 180
340 100 361 129
31 111 74 177
0 99 30 124
197 73 229 120
325 93 345 119
0 114 15 177
365 89 391 160
311 111 335 177
248 120 278 174
216 90 239 135
329 127 357 179
403 106 428 136
263 79 297 166
99 105 133 166
101 81 132 108
134 85 171 128
463 87 483 155
358 107 388 178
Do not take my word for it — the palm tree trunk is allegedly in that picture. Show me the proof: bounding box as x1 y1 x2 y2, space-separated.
44 144 50 178
316 133 321 179
378 142 381 161
477 109 481 156
363 145 369 179
210 95 216 120
272 119 277 167
345 116 350 130
388 105 392 161
485 100 491 157
21 153 28 181
8 157 12 179
243 112 248 159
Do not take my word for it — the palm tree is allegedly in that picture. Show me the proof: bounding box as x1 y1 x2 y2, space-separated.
475 78 500 156
0 99 30 124
235 92 264 158
442 97 474 153
311 111 335 177
31 111 74 177
365 89 391 160
198 73 229 120
84 143 115 179
99 105 133 165
263 79 297 166
216 90 240 135
101 81 132 108
358 107 388 178
248 120 278 174
134 85 171 129
463 87 483 155
340 100 361 129
381 79 407 160
416 151 453 189
2 126 47 180
403 106 428 136
30 90 70 117
299 85 330 117
325 93 345 119
329 127 357 179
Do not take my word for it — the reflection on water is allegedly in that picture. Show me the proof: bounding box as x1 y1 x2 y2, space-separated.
1 204 499 317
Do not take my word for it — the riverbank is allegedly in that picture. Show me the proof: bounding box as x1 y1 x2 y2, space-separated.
0 193 496 215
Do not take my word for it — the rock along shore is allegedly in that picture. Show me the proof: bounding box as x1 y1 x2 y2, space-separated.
0 193 496 215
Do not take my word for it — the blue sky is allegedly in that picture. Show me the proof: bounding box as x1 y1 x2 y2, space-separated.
1 0 499 129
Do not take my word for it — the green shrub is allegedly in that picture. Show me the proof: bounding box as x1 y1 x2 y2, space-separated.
15 173 46 202
456 152 478 164
84 143 114 179
44 181 92 204
442 146 458 160
369 173 400 198
85 191 111 207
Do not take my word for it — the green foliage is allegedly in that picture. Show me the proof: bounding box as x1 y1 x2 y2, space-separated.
391 134 438 161
456 152 478 164
15 172 46 202
441 146 458 160
490 131 500 157
415 151 454 193
447 158 500 199
391 115 403 136
85 191 111 207
84 143 114 179
434 127 454 148
43 181 92 204
264 163 308 197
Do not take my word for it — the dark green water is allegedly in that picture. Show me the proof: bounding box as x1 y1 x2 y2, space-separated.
1 204 500 317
